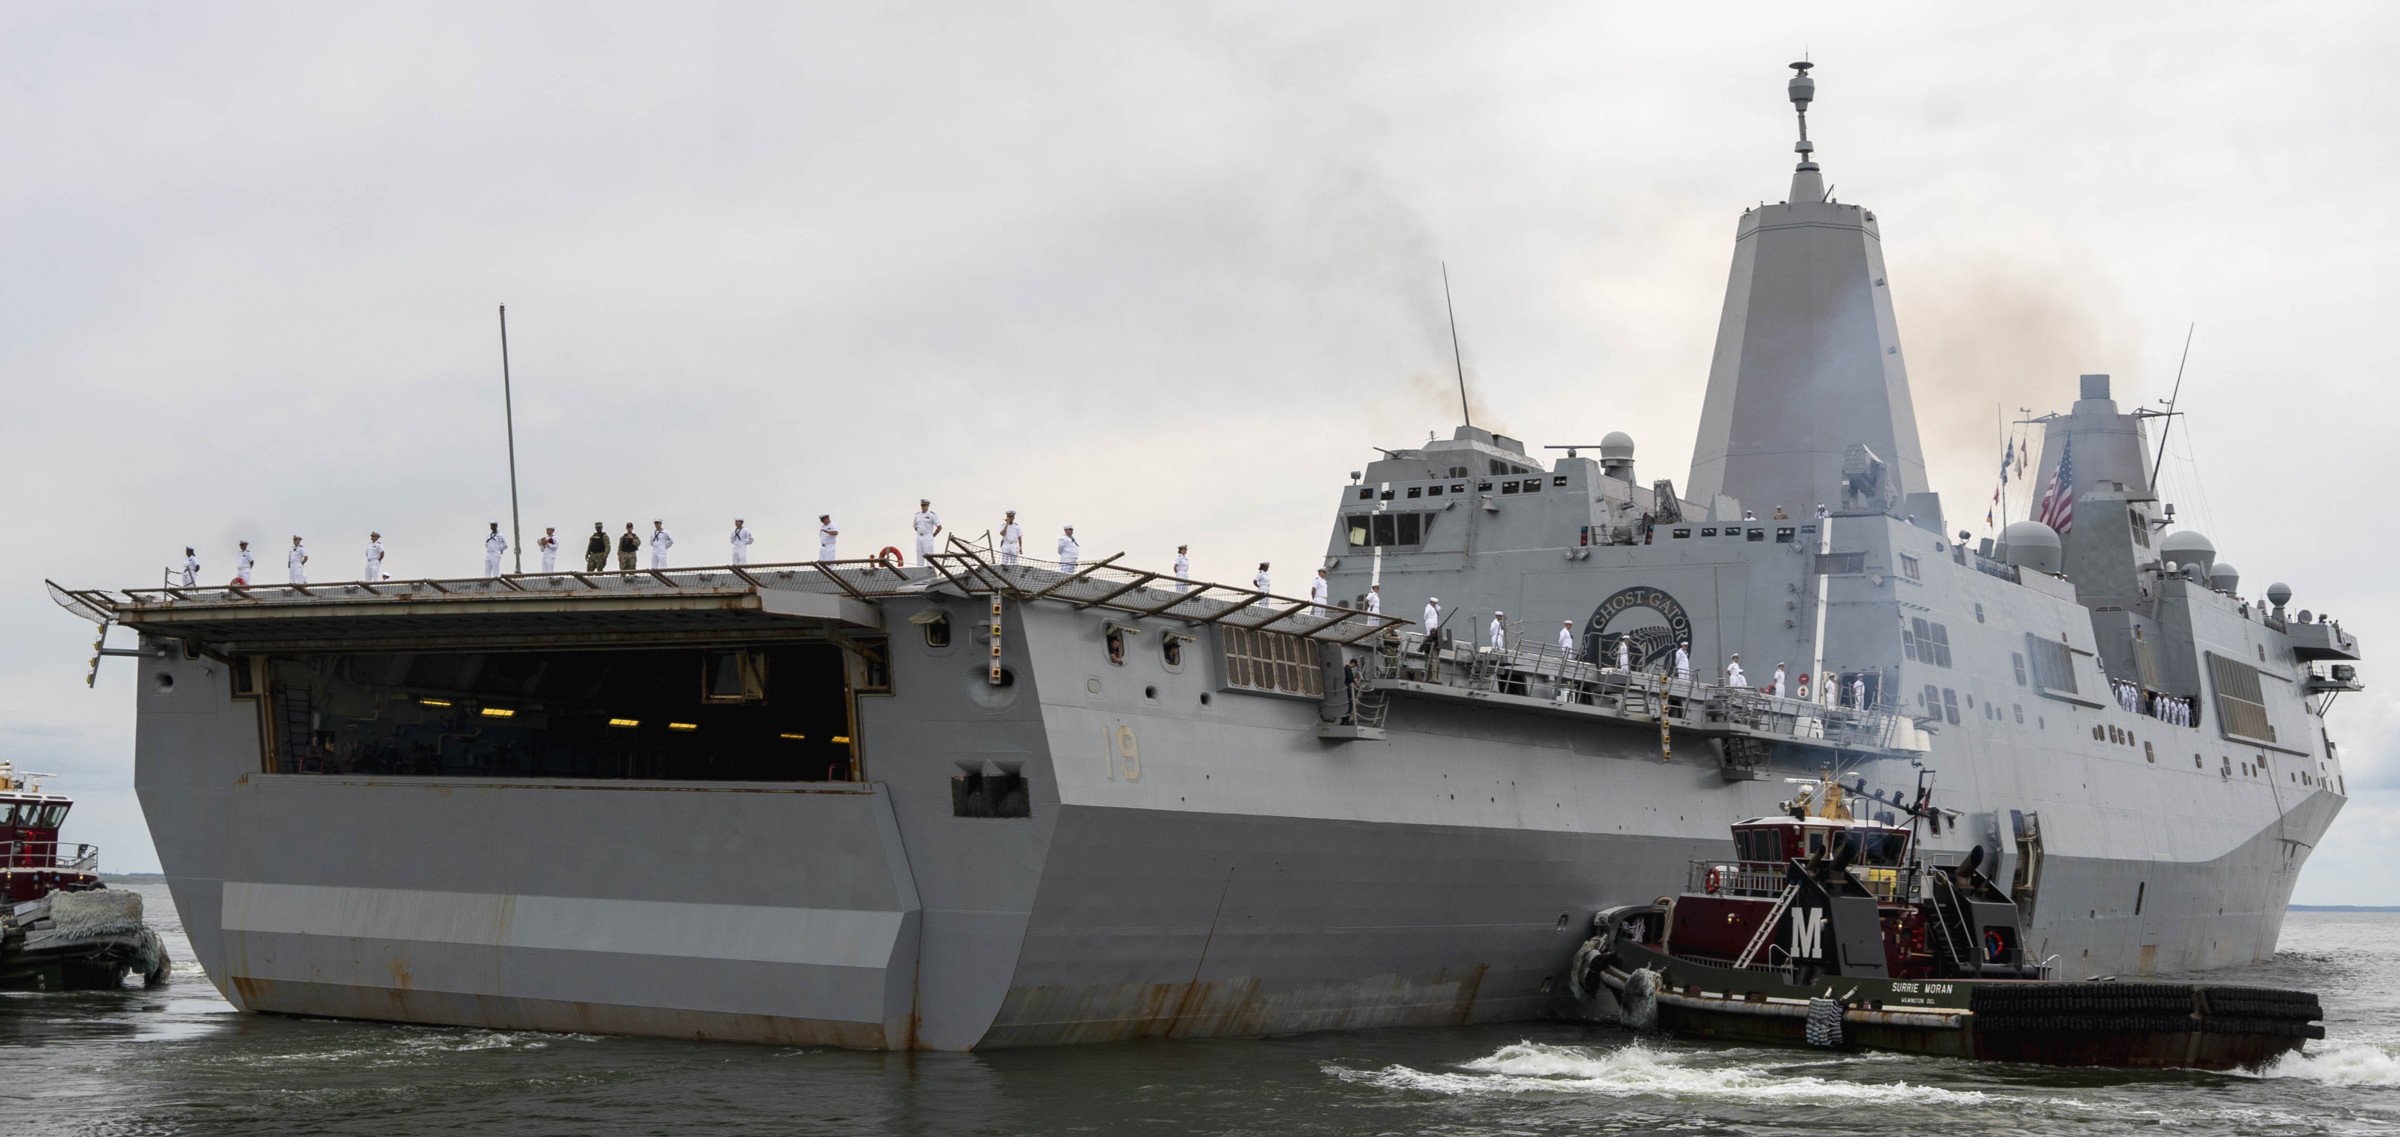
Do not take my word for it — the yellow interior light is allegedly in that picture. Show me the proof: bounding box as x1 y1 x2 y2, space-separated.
667 722 698 732
779 733 806 740
479 707 516 718
831 735 852 744
418 698 452 708
606 718 640 728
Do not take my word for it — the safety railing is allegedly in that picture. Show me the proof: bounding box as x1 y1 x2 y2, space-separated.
1686 859 1921 904
1371 630 1913 754
50 543 1413 647
1 841 99 874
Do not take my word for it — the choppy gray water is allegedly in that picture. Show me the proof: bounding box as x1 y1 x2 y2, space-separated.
6 882 2398 1136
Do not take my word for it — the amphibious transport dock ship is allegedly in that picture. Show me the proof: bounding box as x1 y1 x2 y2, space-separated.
52 65 2354 1049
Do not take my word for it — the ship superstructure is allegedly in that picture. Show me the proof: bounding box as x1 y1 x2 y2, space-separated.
50 64 2352 1049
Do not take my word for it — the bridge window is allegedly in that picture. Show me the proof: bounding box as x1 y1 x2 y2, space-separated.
1814 552 1864 574
1900 554 1922 581
1345 513 1430 549
2011 652 2028 686
1941 688 1960 725
1406 486 1422 499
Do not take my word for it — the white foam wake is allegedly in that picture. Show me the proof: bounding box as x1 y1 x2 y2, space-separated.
1329 1040 1994 1105
2259 1041 2400 1086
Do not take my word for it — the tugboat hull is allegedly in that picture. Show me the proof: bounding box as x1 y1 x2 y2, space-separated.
1 889 171 992
1592 936 2321 1071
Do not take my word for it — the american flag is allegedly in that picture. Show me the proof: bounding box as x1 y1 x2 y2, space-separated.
2037 436 2075 534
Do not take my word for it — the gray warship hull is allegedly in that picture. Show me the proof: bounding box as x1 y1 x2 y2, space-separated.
67 63 2353 1049
95 528 2342 1049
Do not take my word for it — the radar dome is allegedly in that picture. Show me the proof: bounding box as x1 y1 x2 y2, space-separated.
2159 530 2217 576
2208 561 2240 594
2267 582 2293 610
2002 521 2062 575
1599 431 1636 460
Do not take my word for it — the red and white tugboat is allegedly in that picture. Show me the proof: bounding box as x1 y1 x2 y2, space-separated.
1572 775 2323 1070
0 762 168 990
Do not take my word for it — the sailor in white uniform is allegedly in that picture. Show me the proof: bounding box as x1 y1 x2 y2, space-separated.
179 548 199 587
1173 545 1190 592
233 541 254 586
1365 584 1380 614
538 528 558 573
1616 634 1633 671
364 533 385 581
1252 562 1271 597
912 500 942 565
1310 569 1329 616
817 515 839 561
287 536 309 585
1770 662 1788 698
1558 621 1576 653
1850 675 1866 709
649 520 674 569
1724 654 1746 688
484 523 508 576
998 511 1023 566
730 519 755 565
1674 640 1692 681
1056 526 1080 573
1488 611 1506 651
1423 596 1441 636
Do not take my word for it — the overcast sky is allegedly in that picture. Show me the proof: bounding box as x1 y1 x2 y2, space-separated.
4 3 2396 902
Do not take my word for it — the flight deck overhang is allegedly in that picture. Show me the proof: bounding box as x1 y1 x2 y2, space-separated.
52 566 888 654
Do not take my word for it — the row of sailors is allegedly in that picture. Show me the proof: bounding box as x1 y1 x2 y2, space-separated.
1410 597 1875 707
171 501 1347 613
2110 677 2199 726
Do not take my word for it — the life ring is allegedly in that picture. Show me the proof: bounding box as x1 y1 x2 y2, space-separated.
1704 867 1722 894
876 546 905 568
1984 928 2006 962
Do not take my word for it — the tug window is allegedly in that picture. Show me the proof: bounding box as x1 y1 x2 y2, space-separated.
920 614 952 648
1162 636 1184 668
1105 628 1126 666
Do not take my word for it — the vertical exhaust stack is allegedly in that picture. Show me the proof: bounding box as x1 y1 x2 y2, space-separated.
1686 62 1931 522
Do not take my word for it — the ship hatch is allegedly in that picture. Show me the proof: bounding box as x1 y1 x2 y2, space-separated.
262 644 858 782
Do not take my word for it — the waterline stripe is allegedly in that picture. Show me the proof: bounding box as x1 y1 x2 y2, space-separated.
222 882 904 969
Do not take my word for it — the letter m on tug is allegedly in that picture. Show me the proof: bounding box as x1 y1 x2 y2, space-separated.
1789 907 1827 960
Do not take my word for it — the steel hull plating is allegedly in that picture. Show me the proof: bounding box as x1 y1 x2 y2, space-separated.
133 630 2335 1049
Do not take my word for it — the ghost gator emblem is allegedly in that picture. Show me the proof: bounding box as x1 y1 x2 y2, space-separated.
1580 586 1694 669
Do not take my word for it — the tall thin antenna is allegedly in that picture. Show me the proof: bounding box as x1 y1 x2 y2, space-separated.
2145 322 2196 494
499 304 524 574
1442 262 1472 429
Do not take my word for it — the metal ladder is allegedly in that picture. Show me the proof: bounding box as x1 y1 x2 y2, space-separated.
1732 881 1801 970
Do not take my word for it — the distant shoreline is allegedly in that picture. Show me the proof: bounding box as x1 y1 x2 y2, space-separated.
2291 904 2400 912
